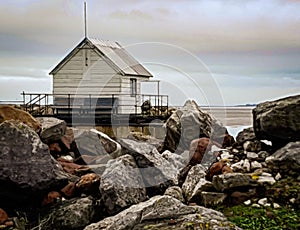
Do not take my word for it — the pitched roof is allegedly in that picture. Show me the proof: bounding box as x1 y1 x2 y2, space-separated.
49 37 153 77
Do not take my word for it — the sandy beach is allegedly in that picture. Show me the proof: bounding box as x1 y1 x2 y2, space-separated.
202 107 253 127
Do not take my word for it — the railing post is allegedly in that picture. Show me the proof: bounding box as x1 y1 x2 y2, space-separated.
68 94 70 116
112 94 115 114
89 94 91 114
22 91 26 111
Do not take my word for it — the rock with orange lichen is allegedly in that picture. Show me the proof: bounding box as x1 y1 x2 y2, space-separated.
206 159 232 181
0 208 8 225
0 105 41 132
41 191 62 206
76 173 100 196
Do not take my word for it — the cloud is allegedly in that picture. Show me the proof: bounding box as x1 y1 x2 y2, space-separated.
0 0 299 104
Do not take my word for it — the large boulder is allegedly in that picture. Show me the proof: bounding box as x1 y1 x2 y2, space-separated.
40 197 99 230
0 105 41 132
36 117 67 144
0 120 68 209
253 94 300 148
100 154 147 215
119 139 179 195
84 195 241 230
266 141 300 178
162 100 227 153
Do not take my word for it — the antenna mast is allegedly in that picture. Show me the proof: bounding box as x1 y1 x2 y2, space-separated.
84 1 87 38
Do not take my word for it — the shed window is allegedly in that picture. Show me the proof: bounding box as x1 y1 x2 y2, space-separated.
130 78 137 96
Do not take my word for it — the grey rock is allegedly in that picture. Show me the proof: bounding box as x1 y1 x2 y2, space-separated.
0 120 68 209
236 127 256 145
246 152 259 160
100 154 147 215
161 150 187 169
257 151 270 160
243 140 265 152
201 191 227 207
212 173 257 192
41 197 98 230
84 195 241 230
231 159 251 173
164 186 185 203
163 100 227 153
257 173 276 185
253 94 300 148
251 161 263 170
36 117 66 144
266 141 300 177
119 139 179 195
73 128 121 159
182 164 207 202
258 197 268 206
189 179 215 204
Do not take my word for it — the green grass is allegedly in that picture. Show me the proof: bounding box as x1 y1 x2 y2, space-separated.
218 205 300 230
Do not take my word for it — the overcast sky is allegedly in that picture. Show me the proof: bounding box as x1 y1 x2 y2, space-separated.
0 0 299 106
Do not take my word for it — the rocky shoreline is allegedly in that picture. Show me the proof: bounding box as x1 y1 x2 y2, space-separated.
0 94 299 229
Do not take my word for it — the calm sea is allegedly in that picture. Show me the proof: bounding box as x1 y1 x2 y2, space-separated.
202 106 254 138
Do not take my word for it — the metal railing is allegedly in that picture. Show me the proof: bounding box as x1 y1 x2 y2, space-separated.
21 92 169 117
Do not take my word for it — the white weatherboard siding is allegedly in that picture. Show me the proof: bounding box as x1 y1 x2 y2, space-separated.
51 38 153 114
53 46 121 96
118 76 143 114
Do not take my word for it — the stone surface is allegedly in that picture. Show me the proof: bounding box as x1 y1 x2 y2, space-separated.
201 191 227 207
164 186 185 203
251 161 263 170
119 139 179 195
246 152 259 160
231 159 251 173
127 131 163 148
73 128 121 160
36 117 67 144
265 141 300 177
162 100 227 153
236 127 256 145
212 173 257 192
257 173 276 185
253 94 300 148
84 195 241 230
100 154 147 215
189 179 215 204
41 197 98 230
0 105 41 132
243 140 267 153
0 120 68 209
161 150 186 170
182 164 207 202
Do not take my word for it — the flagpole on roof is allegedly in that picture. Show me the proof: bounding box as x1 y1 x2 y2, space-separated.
84 1 87 38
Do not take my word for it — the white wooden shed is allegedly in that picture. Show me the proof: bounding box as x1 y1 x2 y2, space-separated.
49 37 153 114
